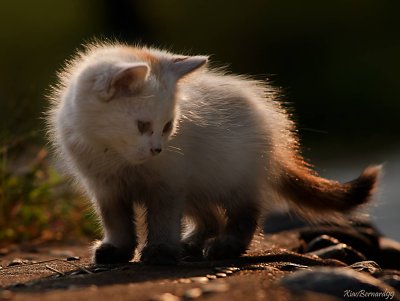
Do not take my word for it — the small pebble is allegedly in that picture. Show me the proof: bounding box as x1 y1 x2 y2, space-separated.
350 261 382 276
225 267 240 272
202 283 230 294
213 267 226 272
190 277 209 283
221 269 233 275
66 256 80 261
178 278 191 284
183 288 202 299
206 274 217 280
215 273 227 278
7 259 27 267
151 293 181 301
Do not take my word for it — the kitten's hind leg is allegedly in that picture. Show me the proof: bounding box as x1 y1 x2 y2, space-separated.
182 205 224 260
204 201 260 260
93 189 137 264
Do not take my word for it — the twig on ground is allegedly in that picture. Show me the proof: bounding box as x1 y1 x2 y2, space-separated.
45 265 65 276
63 260 93 274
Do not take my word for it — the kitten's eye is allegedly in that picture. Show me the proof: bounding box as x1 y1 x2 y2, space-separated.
163 121 173 134
137 120 151 134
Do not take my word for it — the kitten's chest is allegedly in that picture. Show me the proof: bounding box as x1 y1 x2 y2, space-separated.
124 160 185 200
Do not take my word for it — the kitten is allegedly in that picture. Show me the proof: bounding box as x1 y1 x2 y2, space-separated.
47 42 380 264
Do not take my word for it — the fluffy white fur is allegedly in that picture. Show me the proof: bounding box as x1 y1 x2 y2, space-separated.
47 42 379 264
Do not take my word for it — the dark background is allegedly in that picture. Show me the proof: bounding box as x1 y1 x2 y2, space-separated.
1 0 399 153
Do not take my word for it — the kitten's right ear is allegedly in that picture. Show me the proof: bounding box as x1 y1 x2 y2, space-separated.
98 63 150 101
168 56 208 80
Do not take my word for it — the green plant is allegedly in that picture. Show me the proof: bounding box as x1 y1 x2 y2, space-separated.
0 136 99 246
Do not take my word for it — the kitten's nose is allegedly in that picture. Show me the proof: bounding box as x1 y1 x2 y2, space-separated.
151 148 162 155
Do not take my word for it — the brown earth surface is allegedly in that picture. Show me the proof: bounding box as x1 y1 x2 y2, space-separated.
0 231 350 301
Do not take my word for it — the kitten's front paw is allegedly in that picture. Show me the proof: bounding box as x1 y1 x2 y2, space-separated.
141 243 179 265
204 236 247 260
94 242 134 264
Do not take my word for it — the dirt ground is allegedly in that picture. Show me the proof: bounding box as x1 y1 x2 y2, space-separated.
0 231 348 301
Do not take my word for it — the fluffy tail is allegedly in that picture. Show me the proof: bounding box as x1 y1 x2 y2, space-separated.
276 164 381 213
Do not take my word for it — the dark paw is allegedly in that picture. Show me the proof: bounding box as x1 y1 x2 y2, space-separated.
141 243 179 265
204 236 247 260
94 242 134 264
181 241 204 262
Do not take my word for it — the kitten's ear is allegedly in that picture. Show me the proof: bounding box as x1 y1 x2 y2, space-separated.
100 63 150 101
169 56 208 80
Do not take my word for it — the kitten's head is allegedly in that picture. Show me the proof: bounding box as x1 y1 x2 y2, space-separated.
71 46 207 165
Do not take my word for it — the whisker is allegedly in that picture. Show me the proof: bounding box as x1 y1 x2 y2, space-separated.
166 147 184 156
168 145 183 152
166 150 184 156
140 94 155 99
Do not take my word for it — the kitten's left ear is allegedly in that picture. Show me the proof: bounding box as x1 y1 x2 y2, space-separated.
100 62 150 101
169 56 208 80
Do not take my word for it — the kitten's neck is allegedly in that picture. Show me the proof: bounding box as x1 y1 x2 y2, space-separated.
64 127 126 174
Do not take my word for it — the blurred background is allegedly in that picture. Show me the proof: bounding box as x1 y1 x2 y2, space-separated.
0 0 399 245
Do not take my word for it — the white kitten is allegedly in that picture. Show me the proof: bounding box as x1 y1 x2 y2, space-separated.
47 42 380 264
